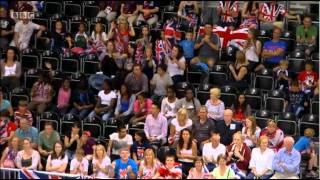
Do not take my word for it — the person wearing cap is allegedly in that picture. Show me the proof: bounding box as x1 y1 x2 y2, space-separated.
14 100 33 126
78 131 96 156
109 147 138 179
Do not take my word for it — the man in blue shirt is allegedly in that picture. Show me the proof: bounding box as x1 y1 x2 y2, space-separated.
261 27 287 69
271 136 301 179
14 118 39 149
110 147 138 179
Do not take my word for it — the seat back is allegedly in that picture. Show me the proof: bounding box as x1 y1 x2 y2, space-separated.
61 58 80 74
83 5 100 18
64 3 82 17
277 120 297 136
196 91 210 105
254 75 274 91
83 123 102 139
45 2 63 16
255 110 274 129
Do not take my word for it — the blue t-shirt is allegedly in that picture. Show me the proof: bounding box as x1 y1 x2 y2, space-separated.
294 136 311 152
179 40 195 59
114 158 138 179
131 141 150 161
263 40 287 64
0 100 11 112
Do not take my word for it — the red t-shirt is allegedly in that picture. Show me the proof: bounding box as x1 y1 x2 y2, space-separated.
298 70 318 89
7 121 17 136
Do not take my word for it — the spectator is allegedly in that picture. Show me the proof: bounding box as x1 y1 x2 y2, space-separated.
97 1 121 26
16 138 41 170
177 1 199 31
0 47 21 91
64 121 81 160
285 80 309 118
298 61 318 96
78 131 96 156
119 2 139 26
165 45 186 84
242 116 261 148
240 1 260 29
12 17 45 50
271 136 301 179
154 154 182 179
14 118 38 149
231 94 252 123
88 79 117 123
194 22 219 69
38 122 60 159
175 87 201 122
259 1 300 30
55 77 72 116
215 109 243 146
64 33 74 50
144 104 167 146
124 64 149 95
108 124 133 161
0 136 19 168
211 154 236 179
14 100 33 126
110 147 138 179
141 47 156 80
205 88 225 121
135 25 153 63
131 131 150 163
0 87 13 115
92 144 112 178
258 27 287 70
89 22 108 61
0 110 16 152
228 51 250 91
150 64 173 106
137 148 161 179
294 128 318 177
260 120 284 151
74 22 89 49
296 15 318 57
28 72 53 114
51 20 66 53
226 132 251 179
169 108 193 146
100 40 121 79
130 92 153 125
247 136 275 179
122 42 135 73
70 76 95 120
114 84 135 124
273 60 291 92
187 157 212 179
0 6 15 48
201 1 219 26
137 1 160 27
179 31 196 63
161 86 178 121
177 128 197 176
202 133 227 172
46 141 68 173
217 1 239 28
70 148 89 176
243 28 262 72
192 106 215 151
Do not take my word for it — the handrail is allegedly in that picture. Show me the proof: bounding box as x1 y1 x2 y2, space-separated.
0 167 79 177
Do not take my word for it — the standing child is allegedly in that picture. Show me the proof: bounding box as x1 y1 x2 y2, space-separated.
298 61 318 99
179 31 196 64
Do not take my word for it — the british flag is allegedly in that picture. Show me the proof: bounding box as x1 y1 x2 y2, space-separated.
219 1 239 23
259 3 287 22
198 26 249 49
164 19 183 42
155 39 172 62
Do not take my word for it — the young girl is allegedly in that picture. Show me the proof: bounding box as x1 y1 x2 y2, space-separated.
137 148 162 179
154 154 182 179
70 148 89 176
89 23 108 61
51 20 66 54
132 131 150 163
46 141 68 173
56 77 71 115
75 22 89 49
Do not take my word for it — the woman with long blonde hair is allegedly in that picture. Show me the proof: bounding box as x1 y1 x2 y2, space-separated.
137 148 161 179
92 144 111 178
169 108 193 145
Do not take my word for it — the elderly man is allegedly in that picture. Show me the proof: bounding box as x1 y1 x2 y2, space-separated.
215 109 242 146
271 136 301 179
14 118 38 149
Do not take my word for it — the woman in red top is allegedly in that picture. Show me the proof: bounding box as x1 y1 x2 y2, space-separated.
226 132 251 179
231 94 252 123
154 154 182 179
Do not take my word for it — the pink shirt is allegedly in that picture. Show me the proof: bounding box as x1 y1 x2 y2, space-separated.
133 99 153 115
57 88 71 108
32 82 52 102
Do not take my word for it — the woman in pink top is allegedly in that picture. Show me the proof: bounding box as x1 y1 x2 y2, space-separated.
130 92 153 126
56 77 71 115
187 157 212 179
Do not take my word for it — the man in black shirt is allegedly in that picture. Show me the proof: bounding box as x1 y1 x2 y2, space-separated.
215 109 242 146
0 6 15 48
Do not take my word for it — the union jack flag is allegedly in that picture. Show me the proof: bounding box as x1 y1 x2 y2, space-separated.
164 19 183 42
198 26 249 49
259 2 287 22
219 1 239 23
155 39 172 62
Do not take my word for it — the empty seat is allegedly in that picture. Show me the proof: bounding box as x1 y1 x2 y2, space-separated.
187 69 202 87
41 50 61 71
244 88 263 111
220 85 237 108
277 112 297 136
311 95 319 115
196 83 212 105
175 82 193 99
82 54 100 75
45 2 63 16
254 69 274 92
10 88 30 109
83 122 102 139
209 65 228 86
288 51 305 73
265 90 285 114
64 3 82 17
61 52 80 74
20 49 39 70
255 110 274 129
83 5 100 18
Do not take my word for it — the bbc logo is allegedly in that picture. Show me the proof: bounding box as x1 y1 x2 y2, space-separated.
10 12 35 20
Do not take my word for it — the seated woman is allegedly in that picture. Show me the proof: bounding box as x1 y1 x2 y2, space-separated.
92 144 112 178
242 116 261 149
46 141 68 173
239 1 259 29
205 88 225 121
243 29 262 72
259 120 284 152
0 47 21 91
64 121 81 160
154 154 182 179
55 77 72 116
0 136 19 168
70 148 89 176
165 45 186 84
130 92 153 126
114 84 135 124
131 131 150 163
226 132 251 179
16 138 41 170
227 51 250 91
187 157 212 179
161 86 178 122
137 148 162 179
169 108 193 146
136 1 159 27
89 22 108 61
177 1 199 31
231 94 252 123
211 155 236 179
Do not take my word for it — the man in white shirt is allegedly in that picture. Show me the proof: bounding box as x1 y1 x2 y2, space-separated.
202 133 226 171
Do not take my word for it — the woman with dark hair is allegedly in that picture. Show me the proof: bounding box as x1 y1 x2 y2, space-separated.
130 92 153 126
175 87 201 122
135 25 153 63
89 22 108 61
131 130 150 163
176 128 197 176
46 141 68 173
101 40 120 78
0 47 21 91
228 51 250 91
114 84 135 124
161 86 178 122
16 138 41 170
166 45 186 84
243 28 262 72
242 116 261 148
51 20 66 53
240 1 260 29
55 77 71 115
231 94 252 123
64 121 82 160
